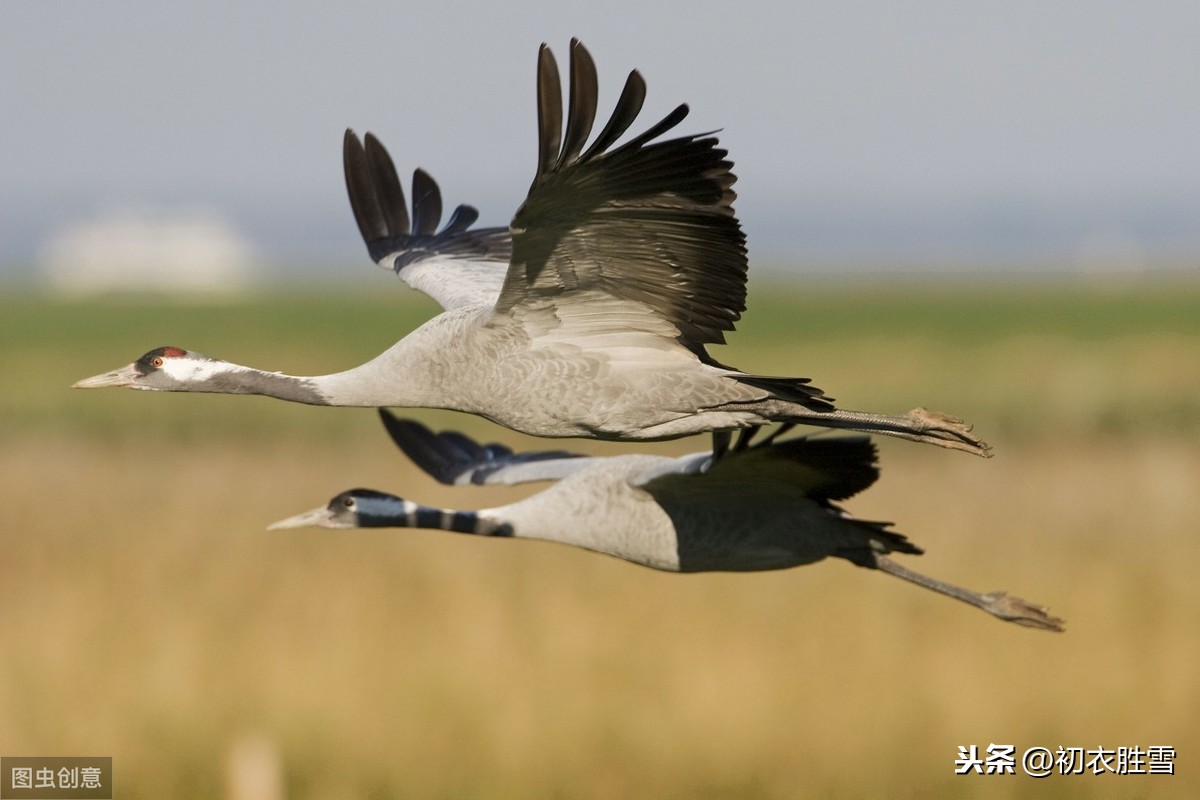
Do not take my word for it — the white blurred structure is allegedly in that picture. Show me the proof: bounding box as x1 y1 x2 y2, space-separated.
39 208 260 292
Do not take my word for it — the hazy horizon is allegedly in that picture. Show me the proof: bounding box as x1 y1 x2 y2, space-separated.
4 1 1199 284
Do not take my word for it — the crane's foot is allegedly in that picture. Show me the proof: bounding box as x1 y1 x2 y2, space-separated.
978 591 1066 632
899 407 992 457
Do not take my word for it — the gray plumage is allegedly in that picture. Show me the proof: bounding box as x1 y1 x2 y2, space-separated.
268 412 1062 632
74 39 988 456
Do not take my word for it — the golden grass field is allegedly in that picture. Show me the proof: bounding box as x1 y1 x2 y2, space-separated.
2 278 1198 798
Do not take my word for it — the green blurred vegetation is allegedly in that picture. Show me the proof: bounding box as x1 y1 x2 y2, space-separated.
2 278 1198 799
4 278 1199 443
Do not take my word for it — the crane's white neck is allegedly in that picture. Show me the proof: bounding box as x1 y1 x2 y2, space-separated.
303 349 443 407
302 309 480 407
178 336 454 407
167 307 484 407
161 358 328 404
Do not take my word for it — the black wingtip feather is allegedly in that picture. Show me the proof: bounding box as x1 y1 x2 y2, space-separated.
410 169 443 237
343 129 387 247
345 131 510 268
536 44 563 185
378 410 585 486
615 103 691 153
557 39 598 169
363 133 411 237
582 70 648 160
441 204 480 236
378 411 476 485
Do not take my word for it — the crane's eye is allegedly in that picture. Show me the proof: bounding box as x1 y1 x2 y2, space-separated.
342 497 355 508
151 356 164 368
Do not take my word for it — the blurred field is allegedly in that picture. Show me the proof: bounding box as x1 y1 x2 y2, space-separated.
2 278 1199 798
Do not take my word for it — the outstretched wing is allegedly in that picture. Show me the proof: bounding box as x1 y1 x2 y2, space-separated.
719 433 881 503
377 410 593 486
344 130 512 310
641 430 881 505
490 39 748 358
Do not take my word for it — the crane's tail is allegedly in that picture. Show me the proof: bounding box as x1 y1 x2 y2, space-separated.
734 374 836 410
834 519 924 560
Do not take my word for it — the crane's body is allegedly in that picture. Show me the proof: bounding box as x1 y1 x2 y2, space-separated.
75 40 989 455
270 413 1062 631
321 303 772 439
464 454 894 571
92 303 929 441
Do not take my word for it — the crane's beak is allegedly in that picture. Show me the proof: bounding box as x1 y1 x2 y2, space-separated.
72 363 139 389
267 506 336 530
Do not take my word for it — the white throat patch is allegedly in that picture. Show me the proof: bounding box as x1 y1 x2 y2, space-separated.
160 357 242 383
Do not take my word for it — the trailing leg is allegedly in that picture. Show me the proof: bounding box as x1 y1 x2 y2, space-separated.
769 404 992 457
872 554 1064 631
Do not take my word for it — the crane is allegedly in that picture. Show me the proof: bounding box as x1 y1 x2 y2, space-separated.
74 39 988 456
268 411 1061 632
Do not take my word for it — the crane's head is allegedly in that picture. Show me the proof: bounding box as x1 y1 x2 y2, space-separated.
267 489 406 530
73 346 224 391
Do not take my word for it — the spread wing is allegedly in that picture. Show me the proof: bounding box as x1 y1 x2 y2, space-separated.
490 39 748 358
640 431 881 505
713 434 881 503
344 130 511 310
378 410 593 486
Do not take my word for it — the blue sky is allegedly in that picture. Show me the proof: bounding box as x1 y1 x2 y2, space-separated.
4 0 1199 279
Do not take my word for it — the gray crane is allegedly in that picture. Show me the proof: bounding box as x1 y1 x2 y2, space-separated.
269 411 1061 632
74 39 988 456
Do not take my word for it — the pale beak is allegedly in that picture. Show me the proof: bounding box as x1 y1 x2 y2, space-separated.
267 506 336 530
72 364 140 389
